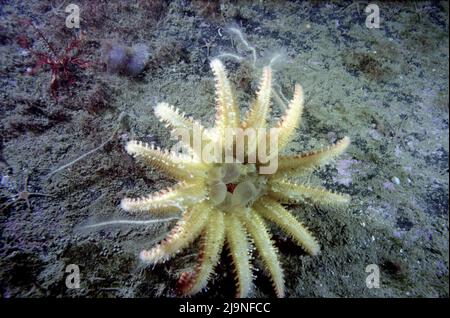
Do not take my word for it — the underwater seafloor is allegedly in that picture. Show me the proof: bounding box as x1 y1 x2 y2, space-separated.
0 1 448 298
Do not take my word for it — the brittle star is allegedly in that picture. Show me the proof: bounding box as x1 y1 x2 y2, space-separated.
2 174 55 211
201 38 217 57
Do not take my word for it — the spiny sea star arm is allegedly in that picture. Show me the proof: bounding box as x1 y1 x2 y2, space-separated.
224 213 252 298
139 202 211 264
177 209 225 296
155 102 205 132
239 211 284 297
254 197 320 256
274 84 304 152
154 102 210 151
269 180 350 208
210 59 240 136
273 137 350 179
125 140 207 180
242 66 272 129
121 181 207 214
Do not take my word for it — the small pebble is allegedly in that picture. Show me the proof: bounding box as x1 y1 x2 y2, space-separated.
1 175 10 187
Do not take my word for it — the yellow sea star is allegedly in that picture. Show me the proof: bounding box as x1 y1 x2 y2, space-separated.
121 58 350 297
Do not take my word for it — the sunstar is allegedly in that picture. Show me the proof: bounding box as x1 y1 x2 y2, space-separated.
121 58 350 297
